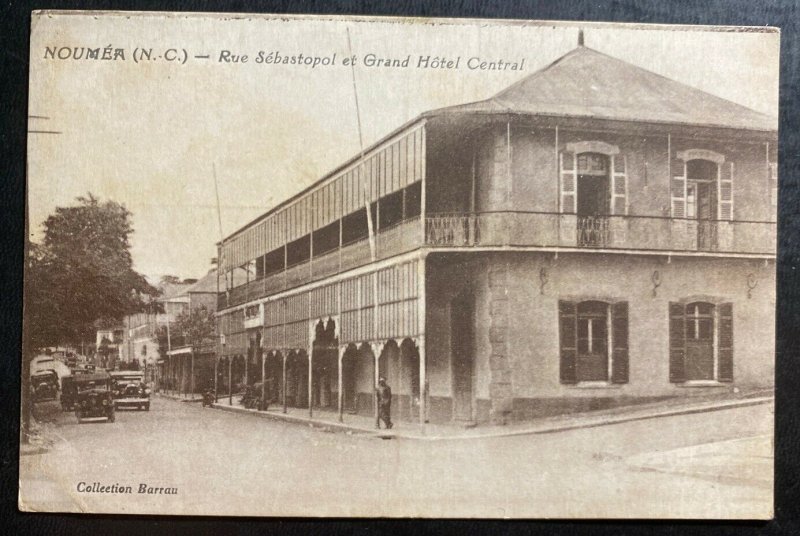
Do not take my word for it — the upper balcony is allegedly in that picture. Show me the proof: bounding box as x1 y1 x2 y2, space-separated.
424 212 776 256
219 209 774 310
219 217 422 310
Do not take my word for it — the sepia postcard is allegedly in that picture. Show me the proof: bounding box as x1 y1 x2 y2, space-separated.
21 11 778 518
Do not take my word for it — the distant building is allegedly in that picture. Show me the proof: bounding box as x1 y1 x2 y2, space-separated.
94 327 124 369
159 269 222 395
216 42 776 424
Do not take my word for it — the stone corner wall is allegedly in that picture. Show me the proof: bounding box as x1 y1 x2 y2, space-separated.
487 263 513 424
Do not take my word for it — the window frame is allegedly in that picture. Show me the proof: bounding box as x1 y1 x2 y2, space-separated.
559 299 628 386
669 300 733 384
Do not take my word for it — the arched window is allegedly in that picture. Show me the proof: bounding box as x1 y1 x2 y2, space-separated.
673 149 733 223
560 142 627 219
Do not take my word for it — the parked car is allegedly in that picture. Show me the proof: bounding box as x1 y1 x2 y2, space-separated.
31 370 59 402
110 371 150 411
73 372 115 423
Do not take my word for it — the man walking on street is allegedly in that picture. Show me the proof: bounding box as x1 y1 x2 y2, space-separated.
375 377 393 429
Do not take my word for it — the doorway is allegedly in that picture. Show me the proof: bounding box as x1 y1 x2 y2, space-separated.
576 153 610 247
451 293 474 422
684 302 715 380
686 159 718 250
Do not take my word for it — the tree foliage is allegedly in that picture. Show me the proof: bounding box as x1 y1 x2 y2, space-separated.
175 306 216 350
159 275 182 286
24 194 158 351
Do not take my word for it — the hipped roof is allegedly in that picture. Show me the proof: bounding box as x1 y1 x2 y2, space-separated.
427 46 777 132
222 44 775 243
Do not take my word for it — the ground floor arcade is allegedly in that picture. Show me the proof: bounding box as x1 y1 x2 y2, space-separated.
216 250 774 425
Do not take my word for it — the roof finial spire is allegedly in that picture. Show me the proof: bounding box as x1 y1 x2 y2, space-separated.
578 28 585 47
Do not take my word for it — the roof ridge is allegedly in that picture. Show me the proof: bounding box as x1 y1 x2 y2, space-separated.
492 45 590 101
503 45 774 121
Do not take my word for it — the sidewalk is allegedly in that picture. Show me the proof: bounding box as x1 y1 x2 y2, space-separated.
207 388 774 441
19 421 55 456
157 391 202 402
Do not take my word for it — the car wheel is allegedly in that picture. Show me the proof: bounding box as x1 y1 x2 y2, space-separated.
145 403 150 411
108 411 115 423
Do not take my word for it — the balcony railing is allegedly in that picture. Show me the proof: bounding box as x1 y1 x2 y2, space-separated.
577 216 609 247
219 217 421 309
220 211 775 310
425 211 775 256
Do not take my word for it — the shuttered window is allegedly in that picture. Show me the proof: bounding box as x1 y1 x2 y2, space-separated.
611 302 629 383
559 151 577 214
610 155 628 216
668 301 733 382
558 301 578 384
769 163 778 207
718 162 734 221
668 302 686 382
671 161 687 218
717 303 734 382
559 300 628 384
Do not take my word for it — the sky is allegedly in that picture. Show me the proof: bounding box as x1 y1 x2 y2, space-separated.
27 13 779 281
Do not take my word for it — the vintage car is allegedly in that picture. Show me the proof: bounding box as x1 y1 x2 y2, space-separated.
110 370 150 411
31 369 60 402
60 365 98 411
74 372 115 423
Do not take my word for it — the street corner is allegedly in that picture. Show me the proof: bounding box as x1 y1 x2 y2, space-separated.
625 434 773 489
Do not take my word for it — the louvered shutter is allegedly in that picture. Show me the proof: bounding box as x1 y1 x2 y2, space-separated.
611 302 629 383
769 163 778 207
559 152 577 214
671 161 687 218
718 162 734 221
610 155 628 216
669 302 686 382
559 300 578 384
717 303 734 382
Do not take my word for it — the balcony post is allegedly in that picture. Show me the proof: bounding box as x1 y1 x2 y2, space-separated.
213 357 218 402
282 351 288 414
308 322 314 418
338 345 345 422
418 253 427 426
261 347 266 410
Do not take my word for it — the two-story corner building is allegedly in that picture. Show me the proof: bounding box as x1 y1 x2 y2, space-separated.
215 42 777 425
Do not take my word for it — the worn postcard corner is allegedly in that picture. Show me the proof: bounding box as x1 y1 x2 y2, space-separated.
21 11 777 519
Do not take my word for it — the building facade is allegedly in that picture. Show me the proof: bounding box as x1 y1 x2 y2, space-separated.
216 44 776 424
161 269 220 396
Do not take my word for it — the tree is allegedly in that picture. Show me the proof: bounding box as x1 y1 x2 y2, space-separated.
25 194 158 349
22 194 158 440
176 306 216 351
159 275 182 286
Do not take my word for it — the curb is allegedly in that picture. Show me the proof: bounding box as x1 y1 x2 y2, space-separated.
210 402 378 436
19 445 49 456
157 393 203 403
206 394 773 441
411 396 775 441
